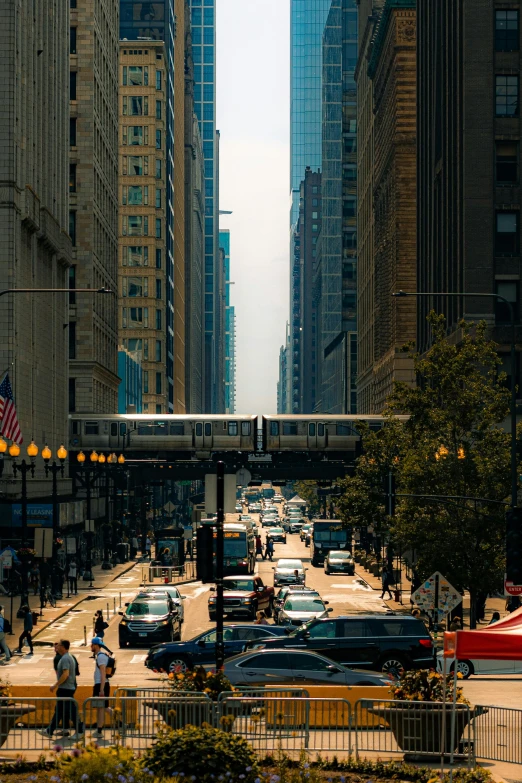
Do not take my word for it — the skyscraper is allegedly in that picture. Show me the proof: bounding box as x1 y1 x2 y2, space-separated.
188 0 221 413
290 0 333 227
220 230 236 414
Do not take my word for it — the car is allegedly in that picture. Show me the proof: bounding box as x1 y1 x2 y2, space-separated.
273 586 320 622
436 649 522 679
278 594 331 626
136 586 187 622
262 518 279 528
304 527 313 547
324 551 355 576
239 514 252 521
235 504 242 513
118 597 181 648
145 624 289 673
223 648 391 687
267 527 287 544
273 559 307 586
290 521 304 534
300 524 312 542
246 614 434 677
208 574 275 621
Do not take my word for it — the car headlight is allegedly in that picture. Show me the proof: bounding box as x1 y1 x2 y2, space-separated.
209 597 216 604
241 598 252 604
120 619 128 625
160 619 170 625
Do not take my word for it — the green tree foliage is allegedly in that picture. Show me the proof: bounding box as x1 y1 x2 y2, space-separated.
294 481 322 516
340 314 512 626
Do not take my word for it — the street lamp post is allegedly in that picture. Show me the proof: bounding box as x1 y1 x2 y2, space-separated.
393 290 518 508
8 440 38 614
42 445 68 560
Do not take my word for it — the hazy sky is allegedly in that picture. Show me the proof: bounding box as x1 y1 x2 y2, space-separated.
217 0 290 414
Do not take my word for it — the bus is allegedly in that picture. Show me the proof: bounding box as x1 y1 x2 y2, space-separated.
213 522 256 575
154 528 185 566
309 520 352 566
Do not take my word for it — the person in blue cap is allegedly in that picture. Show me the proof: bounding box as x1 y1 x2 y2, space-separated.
90 636 112 739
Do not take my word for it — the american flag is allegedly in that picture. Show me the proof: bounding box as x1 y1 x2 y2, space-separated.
0 374 23 444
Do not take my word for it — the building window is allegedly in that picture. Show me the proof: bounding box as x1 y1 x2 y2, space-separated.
312 224 318 232
156 100 162 119
69 378 76 412
68 321 76 359
155 218 161 238
155 188 161 209
69 164 77 192
496 212 519 254
143 371 149 394
70 71 77 100
124 155 148 176
125 126 145 146
122 215 148 237
124 246 149 267
69 266 76 305
155 70 162 90
312 198 318 206
70 118 77 146
496 141 518 183
156 159 161 179
123 96 148 116
155 249 162 269
156 372 162 394
124 276 148 297
129 306 148 327
312 186 318 194
156 279 162 299
69 211 76 245
496 75 519 117
156 309 162 330
70 27 77 54
156 404 162 414
495 10 519 52
495 280 520 323
312 211 318 219
156 129 161 149
123 65 148 86
155 340 162 362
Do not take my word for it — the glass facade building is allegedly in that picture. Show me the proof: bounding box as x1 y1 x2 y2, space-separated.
188 0 220 413
220 230 236 413
290 0 332 227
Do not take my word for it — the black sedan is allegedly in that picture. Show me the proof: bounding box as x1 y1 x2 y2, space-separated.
223 648 391 687
145 624 288 673
119 598 181 648
324 551 355 575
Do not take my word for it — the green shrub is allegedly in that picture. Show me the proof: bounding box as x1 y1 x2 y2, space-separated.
57 745 138 783
142 725 258 782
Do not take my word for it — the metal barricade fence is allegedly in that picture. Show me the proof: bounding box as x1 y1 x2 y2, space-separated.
0 696 80 752
217 696 352 756
142 561 197 586
473 705 522 765
354 699 473 765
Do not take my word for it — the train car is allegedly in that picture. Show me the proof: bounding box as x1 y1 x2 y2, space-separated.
69 414 258 456
262 415 408 456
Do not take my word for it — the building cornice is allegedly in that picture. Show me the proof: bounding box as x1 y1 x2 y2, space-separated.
368 0 416 78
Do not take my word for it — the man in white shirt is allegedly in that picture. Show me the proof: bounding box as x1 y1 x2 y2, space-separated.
68 560 78 595
91 636 112 738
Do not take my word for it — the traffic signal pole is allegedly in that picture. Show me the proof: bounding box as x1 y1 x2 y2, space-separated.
215 461 225 670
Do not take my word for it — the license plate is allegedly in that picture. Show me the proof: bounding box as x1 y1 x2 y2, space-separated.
224 608 233 613
139 633 147 637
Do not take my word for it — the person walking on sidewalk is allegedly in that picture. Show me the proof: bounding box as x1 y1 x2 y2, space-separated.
0 606 11 665
30 565 40 596
91 636 112 739
380 567 393 600
15 605 33 655
68 560 78 595
94 609 108 640
42 639 84 739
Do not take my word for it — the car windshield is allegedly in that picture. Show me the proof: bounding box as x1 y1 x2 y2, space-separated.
277 560 303 569
224 579 254 591
271 528 284 533
127 601 169 616
330 552 352 559
284 598 325 612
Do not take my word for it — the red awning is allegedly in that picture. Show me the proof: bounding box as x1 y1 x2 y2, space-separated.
444 607 522 660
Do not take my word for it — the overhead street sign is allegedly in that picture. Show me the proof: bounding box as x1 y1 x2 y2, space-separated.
412 571 461 617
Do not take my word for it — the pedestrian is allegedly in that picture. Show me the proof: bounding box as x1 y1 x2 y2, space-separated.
265 537 274 562
30 565 40 596
130 536 139 560
506 595 521 613
53 641 62 672
145 537 152 560
449 616 462 632
41 639 84 740
15 605 33 655
380 566 393 600
94 609 108 640
488 611 501 625
68 559 78 595
255 610 269 625
0 606 11 665
255 535 263 558
186 540 193 560
91 636 112 739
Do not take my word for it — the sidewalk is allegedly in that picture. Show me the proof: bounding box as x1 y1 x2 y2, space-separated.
2 559 139 648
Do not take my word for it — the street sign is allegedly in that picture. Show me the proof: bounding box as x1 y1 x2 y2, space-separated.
205 474 236 514
412 571 461 617
504 577 522 596
236 468 252 487
0 552 12 569
66 538 77 554
164 501 175 514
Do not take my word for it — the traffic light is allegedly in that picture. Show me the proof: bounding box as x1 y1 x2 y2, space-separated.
506 507 522 584
196 525 214 583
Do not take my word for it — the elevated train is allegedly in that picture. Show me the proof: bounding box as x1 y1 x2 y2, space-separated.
69 414 406 459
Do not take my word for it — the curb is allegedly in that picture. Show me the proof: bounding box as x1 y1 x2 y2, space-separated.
32 559 139 644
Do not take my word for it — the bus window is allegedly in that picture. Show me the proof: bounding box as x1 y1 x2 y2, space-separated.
111 423 118 437
282 422 298 436
170 423 185 436
318 423 325 437
196 422 203 437
228 421 238 436
204 423 212 437
241 421 251 436
308 423 316 436
270 421 279 436
85 422 99 435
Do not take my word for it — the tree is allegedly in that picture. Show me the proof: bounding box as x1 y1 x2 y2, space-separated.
294 481 322 516
388 314 511 627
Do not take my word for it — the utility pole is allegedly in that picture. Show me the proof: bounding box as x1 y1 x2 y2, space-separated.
215 461 225 670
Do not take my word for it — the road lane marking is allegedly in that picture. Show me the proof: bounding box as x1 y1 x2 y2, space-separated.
18 655 45 664
130 654 147 664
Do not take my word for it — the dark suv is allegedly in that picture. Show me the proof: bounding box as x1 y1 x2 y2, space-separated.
119 597 181 648
246 614 433 676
